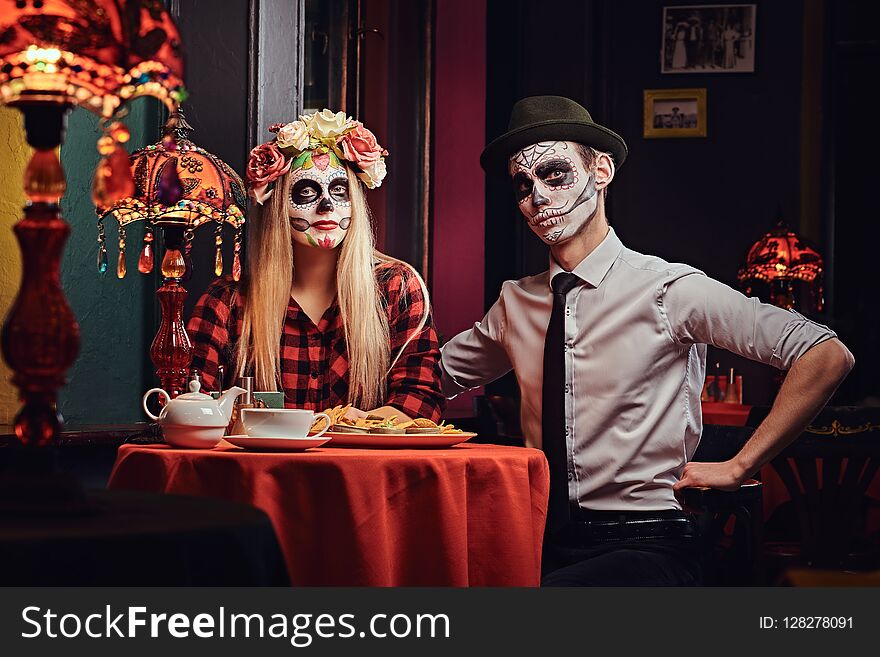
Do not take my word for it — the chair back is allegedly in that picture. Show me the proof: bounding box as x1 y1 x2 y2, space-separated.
691 424 763 585
765 406 880 570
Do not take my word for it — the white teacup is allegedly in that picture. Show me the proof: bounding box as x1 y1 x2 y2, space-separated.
239 408 331 439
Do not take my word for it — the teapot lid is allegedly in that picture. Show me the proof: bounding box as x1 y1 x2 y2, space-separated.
175 379 214 401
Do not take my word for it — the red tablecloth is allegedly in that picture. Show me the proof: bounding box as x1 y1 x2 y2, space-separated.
108 442 549 587
701 402 752 427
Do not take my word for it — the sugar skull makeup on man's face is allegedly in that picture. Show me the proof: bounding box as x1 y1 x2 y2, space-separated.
287 152 352 250
508 141 599 245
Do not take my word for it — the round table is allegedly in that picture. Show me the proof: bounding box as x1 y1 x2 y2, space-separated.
0 489 289 586
108 442 549 586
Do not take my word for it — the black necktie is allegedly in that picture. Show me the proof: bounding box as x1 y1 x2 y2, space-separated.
542 272 581 537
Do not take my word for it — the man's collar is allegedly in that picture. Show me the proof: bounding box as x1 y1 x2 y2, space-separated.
548 227 624 288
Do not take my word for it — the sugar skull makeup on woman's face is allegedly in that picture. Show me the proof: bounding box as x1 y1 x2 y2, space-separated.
287 152 352 249
508 140 599 245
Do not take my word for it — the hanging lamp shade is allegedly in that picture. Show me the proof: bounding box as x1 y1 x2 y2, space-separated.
737 219 824 312
99 110 246 231
96 108 246 280
738 223 823 283
0 0 186 115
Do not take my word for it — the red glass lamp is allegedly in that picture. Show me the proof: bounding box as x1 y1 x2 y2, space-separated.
737 218 824 313
0 1 186 448
97 109 246 399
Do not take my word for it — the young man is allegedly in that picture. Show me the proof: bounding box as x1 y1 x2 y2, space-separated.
439 96 854 586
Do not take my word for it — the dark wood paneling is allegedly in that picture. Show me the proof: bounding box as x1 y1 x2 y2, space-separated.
826 0 880 404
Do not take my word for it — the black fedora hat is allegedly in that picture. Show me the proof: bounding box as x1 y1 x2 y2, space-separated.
480 95 627 174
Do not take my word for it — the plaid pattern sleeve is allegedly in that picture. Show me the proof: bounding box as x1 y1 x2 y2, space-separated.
187 276 240 393
379 263 446 422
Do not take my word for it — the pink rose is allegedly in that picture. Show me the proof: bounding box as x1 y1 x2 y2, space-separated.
245 141 291 203
337 122 387 168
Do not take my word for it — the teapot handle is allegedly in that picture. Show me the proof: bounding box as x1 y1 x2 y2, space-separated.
143 388 171 421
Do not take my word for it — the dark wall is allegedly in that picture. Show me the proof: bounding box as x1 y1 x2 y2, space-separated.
173 0 251 323
485 0 809 405
826 0 880 404
607 0 803 278
485 0 599 296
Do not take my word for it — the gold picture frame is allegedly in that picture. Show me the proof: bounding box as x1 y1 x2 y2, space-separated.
643 88 707 138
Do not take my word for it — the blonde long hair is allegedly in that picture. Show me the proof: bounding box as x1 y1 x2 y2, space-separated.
235 166 429 409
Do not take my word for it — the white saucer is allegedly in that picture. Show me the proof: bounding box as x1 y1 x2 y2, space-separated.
223 434 331 451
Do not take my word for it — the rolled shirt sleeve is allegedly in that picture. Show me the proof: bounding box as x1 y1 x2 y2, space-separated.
663 272 836 370
439 290 513 399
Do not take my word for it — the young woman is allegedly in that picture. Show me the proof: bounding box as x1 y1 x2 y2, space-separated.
188 109 444 423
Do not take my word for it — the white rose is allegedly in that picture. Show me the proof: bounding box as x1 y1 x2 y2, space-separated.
306 109 352 138
276 120 309 151
357 159 387 189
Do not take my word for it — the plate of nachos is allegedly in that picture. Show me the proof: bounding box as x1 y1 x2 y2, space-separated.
309 404 476 448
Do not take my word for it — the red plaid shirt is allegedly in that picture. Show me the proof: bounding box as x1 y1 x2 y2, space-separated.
187 262 445 422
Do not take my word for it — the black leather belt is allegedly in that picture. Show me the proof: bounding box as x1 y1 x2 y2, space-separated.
557 510 697 543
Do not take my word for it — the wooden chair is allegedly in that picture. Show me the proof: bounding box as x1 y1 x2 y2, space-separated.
689 424 764 585
756 407 880 580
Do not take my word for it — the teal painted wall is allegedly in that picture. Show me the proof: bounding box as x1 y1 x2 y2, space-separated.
58 99 161 425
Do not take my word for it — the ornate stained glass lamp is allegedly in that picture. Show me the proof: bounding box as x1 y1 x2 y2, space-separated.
96 108 246 399
0 1 186 448
737 216 824 314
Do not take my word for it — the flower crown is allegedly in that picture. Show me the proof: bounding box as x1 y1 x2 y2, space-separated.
245 109 388 205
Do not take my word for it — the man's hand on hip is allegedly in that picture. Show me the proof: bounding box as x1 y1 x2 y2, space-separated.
673 459 747 495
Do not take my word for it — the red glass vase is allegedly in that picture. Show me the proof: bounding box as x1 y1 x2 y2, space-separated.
1 107 79 449
150 280 192 400
1 201 80 446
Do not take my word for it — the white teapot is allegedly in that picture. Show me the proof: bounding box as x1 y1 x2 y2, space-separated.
142 380 247 449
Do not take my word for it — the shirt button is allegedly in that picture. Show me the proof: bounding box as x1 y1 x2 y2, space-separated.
310 369 319 379
567 471 574 481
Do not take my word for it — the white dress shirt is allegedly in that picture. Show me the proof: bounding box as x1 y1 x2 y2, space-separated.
440 228 836 511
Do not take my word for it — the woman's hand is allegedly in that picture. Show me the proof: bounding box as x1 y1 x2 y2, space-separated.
343 406 368 423
368 406 412 423
342 405 412 423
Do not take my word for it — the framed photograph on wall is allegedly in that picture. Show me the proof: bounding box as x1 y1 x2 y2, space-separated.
661 4 756 73
644 88 707 138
